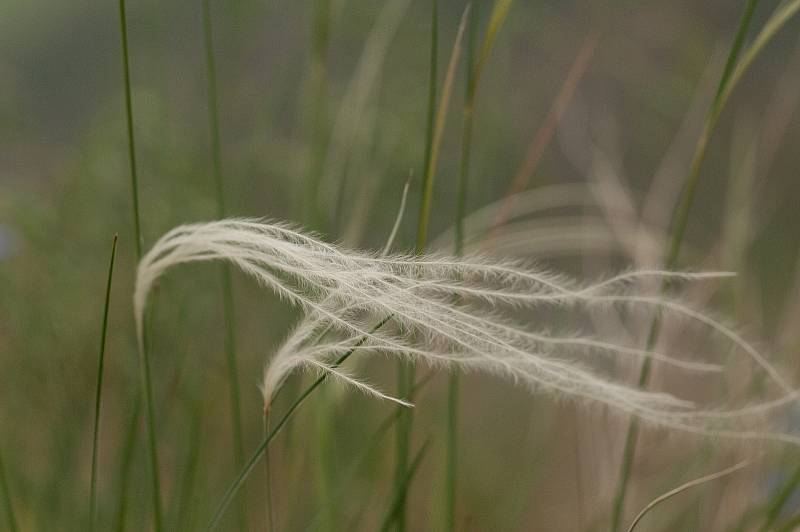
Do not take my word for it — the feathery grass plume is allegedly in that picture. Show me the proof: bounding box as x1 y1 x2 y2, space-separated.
135 219 800 445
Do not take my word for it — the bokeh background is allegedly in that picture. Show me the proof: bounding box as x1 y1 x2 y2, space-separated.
2 0 800 530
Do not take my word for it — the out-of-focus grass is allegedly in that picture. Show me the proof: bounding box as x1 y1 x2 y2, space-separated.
1 1 800 530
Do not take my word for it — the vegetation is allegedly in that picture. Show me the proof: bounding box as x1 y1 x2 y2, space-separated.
2 1 800 530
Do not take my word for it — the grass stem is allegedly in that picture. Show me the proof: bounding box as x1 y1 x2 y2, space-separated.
201 2 247 529
610 2 760 528
395 2 438 530
447 3 480 529
89 234 119 532
380 438 432 532
206 316 393 530
118 0 163 529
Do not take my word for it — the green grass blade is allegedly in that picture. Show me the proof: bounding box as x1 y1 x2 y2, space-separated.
308 370 436 532
472 0 512 88
206 316 393 530
413 0 439 254
608 1 792 528
397 7 470 529
448 1 510 527
201 2 247 529
113 398 141 532
662 0 759 266
89 234 119 532
380 438 432 532
304 0 331 229
395 1 439 530
0 445 18 532
263 413 275 532
117 0 162 529
118 0 142 259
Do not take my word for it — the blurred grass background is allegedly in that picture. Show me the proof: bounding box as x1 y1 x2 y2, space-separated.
2 0 800 530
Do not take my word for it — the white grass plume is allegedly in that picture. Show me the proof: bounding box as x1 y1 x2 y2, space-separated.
134 219 800 444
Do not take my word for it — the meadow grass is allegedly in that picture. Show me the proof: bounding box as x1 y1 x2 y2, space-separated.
117 0 163 530
200 2 247 529
88 234 118 532
7 1 800 530
610 1 800 527
395 1 438 529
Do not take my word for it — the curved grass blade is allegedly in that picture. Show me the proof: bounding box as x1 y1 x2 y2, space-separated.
89 234 119 532
626 462 748 532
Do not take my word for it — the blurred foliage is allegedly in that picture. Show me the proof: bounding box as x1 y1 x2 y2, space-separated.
1 0 800 530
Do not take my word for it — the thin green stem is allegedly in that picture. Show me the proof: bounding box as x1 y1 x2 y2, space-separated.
113 398 140 532
610 2 760 529
305 0 331 229
201 2 247 529
308 370 436 532
447 5 480 529
206 316 393 530
263 413 275 532
118 0 162 529
396 2 438 530
0 446 18 532
380 438 432 532
119 0 142 259
89 234 119 532
414 0 439 254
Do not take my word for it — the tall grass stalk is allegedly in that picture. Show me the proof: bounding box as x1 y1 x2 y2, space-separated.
206 317 392 530
449 2 511 527
309 371 435 531
203 188 412 529
395 1 438 529
262 413 275 532
607 0 800 527
201 2 247 529
89 234 119 532
397 4 474 528
117 0 163 529
0 446 18 532
380 438 431 532
304 0 331 228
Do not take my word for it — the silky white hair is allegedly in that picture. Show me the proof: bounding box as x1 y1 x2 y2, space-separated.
134 219 800 445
